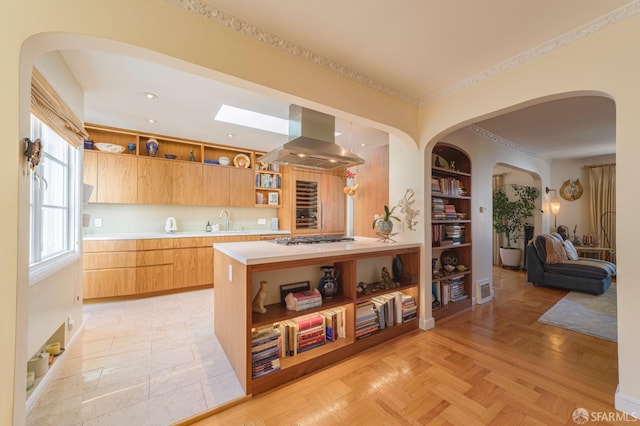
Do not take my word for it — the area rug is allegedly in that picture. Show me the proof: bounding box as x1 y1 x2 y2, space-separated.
538 284 617 341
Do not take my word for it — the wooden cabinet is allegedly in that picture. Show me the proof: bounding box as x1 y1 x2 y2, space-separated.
174 237 215 288
430 143 472 320
213 243 420 396
95 153 138 203
353 145 389 238
83 150 98 203
82 239 136 299
172 162 203 206
202 164 230 206
282 168 346 235
137 157 173 204
229 168 255 207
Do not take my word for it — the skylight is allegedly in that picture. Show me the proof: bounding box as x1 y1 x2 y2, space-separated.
214 105 288 135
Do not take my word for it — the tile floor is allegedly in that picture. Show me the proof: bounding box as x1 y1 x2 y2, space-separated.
27 289 244 426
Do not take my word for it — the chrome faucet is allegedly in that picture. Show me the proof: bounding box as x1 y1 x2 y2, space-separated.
219 210 230 231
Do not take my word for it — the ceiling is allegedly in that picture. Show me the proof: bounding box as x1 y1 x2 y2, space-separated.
60 0 627 159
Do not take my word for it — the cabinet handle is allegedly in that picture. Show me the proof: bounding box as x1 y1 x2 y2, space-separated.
319 202 323 230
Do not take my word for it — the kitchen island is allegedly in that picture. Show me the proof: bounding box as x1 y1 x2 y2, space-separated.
213 237 422 395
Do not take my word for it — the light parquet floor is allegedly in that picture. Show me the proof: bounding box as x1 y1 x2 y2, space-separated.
191 267 621 425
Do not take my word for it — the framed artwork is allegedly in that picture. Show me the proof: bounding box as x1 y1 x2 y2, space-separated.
268 192 279 205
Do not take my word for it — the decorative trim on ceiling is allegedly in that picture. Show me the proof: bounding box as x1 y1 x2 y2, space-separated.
423 1 640 103
178 0 419 104
467 125 538 158
177 0 639 106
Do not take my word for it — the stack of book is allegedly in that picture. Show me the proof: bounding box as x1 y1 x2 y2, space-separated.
436 177 462 195
444 204 457 220
279 312 325 356
400 293 417 322
371 294 396 330
432 197 446 221
251 325 281 379
256 173 281 189
444 224 465 244
443 277 467 302
284 289 322 311
355 300 380 339
319 307 346 342
431 178 442 193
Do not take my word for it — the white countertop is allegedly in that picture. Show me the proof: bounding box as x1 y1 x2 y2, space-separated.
83 230 291 240
214 237 421 265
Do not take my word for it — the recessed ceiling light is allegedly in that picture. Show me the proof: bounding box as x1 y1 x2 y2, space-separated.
143 92 158 99
227 134 234 138
361 143 366 147
147 119 157 124
215 105 288 135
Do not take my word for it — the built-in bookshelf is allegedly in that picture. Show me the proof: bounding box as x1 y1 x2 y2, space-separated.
431 143 473 320
239 246 421 395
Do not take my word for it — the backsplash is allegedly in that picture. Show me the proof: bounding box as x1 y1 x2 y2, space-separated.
83 204 278 235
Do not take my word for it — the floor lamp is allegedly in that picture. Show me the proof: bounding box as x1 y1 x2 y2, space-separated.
546 187 561 228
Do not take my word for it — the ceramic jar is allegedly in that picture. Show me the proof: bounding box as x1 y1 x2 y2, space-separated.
146 138 159 157
318 265 339 299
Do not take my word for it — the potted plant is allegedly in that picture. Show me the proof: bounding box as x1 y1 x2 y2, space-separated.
372 204 400 236
492 184 540 267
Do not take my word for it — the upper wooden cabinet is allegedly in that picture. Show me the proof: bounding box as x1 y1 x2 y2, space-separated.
96 153 138 204
137 157 173 204
83 150 98 203
229 168 255 207
172 162 203 206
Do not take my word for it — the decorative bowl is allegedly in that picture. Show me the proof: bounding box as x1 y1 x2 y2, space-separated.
234 153 250 168
164 154 177 160
444 265 456 272
218 156 230 166
95 143 125 153
456 265 468 272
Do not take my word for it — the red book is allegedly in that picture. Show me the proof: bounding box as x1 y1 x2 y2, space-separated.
295 314 324 331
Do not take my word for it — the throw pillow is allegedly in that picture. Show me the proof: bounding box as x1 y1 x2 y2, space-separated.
563 239 579 260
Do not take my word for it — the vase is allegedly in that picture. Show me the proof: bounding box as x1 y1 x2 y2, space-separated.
318 265 339 299
146 138 159 157
377 220 394 236
392 255 403 281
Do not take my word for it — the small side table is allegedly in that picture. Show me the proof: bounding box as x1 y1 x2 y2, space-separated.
576 246 615 262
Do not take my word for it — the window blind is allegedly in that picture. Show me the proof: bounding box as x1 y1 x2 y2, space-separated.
30 68 88 148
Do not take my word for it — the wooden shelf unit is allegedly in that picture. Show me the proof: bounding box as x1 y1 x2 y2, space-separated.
214 245 420 396
431 142 473 320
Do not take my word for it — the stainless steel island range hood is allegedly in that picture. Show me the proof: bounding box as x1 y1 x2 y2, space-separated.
258 105 365 170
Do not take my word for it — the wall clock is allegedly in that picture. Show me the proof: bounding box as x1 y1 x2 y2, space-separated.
560 179 584 201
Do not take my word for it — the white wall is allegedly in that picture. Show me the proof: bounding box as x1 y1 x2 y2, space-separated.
84 204 279 235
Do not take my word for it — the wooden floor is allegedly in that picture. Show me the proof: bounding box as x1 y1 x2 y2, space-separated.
190 267 619 425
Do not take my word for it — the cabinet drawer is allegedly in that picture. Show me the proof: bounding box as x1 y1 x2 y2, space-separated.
84 239 136 253
83 268 136 299
136 238 174 250
173 237 216 249
136 249 174 266
83 252 136 270
136 265 174 294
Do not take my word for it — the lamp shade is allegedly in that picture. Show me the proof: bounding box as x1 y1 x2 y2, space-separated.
550 197 561 215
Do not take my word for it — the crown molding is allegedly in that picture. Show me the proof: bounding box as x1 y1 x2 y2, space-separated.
178 0 419 105
467 124 538 157
175 0 639 107
423 1 640 103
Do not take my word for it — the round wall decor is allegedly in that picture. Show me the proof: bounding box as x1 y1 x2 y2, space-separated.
560 179 584 201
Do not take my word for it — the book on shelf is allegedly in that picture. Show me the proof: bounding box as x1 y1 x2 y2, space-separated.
251 325 281 378
284 288 322 311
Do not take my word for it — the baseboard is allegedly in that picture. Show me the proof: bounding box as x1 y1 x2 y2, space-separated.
615 385 640 418
420 316 435 330
26 322 85 414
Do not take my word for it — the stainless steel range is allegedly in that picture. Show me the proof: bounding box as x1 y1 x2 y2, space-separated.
272 235 355 245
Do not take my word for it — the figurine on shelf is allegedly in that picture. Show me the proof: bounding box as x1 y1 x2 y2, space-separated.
252 281 268 314
381 266 395 289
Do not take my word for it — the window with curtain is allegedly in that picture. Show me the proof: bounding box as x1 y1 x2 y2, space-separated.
28 68 85 284
587 163 616 263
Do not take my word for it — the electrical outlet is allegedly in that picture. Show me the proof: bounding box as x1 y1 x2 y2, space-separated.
257 218 267 225
95 218 103 227
228 264 233 282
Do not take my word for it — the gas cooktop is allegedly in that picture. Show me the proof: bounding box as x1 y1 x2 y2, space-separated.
271 235 355 245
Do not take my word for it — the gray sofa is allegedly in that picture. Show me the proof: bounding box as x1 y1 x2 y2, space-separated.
526 234 616 295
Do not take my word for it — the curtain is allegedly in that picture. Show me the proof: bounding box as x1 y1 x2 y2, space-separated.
587 164 616 263
31 68 88 148
492 174 505 265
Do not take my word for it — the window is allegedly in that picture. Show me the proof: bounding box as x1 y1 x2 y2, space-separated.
29 114 79 283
